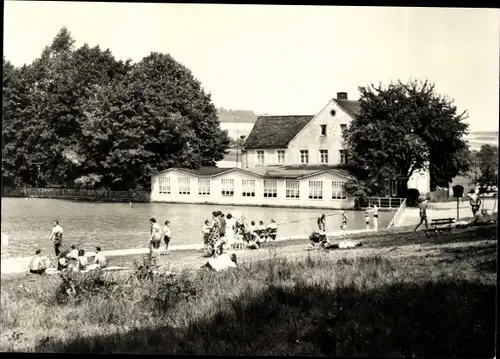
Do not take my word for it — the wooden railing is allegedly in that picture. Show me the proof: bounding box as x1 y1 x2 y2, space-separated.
387 198 407 228
367 197 405 209
2 187 150 203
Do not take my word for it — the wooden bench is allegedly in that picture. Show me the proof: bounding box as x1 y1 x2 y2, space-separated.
423 218 455 238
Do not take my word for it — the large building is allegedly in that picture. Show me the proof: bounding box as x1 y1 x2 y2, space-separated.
151 92 430 207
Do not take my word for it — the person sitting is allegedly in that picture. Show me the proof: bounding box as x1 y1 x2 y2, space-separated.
77 249 88 272
67 245 78 260
29 249 48 275
94 246 107 268
256 220 267 242
266 219 278 241
308 231 328 249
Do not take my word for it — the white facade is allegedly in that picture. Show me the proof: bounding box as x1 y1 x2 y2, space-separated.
151 168 354 209
407 165 431 195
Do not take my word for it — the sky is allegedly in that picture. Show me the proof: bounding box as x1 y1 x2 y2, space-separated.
4 2 499 132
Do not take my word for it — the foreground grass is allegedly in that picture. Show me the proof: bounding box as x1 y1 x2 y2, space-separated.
0 226 496 356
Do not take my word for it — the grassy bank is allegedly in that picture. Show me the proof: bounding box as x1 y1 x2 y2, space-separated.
1 225 496 355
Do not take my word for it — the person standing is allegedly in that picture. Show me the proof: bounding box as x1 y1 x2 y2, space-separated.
163 220 171 254
414 197 430 231
469 189 482 216
372 205 379 231
317 214 326 232
225 213 235 249
364 209 371 230
49 220 64 256
340 210 348 236
209 212 221 257
218 212 227 252
149 218 162 266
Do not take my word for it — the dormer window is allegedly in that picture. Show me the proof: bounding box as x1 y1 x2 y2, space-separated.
320 124 327 136
340 124 347 134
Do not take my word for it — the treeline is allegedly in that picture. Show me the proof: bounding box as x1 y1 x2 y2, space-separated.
217 108 258 123
2 27 230 191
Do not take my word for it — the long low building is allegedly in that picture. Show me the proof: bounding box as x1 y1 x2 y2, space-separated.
150 166 356 209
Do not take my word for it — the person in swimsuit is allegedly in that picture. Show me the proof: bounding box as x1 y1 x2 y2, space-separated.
364 209 371 230
29 249 48 275
202 220 211 252
163 220 171 254
149 218 162 264
317 214 326 232
469 189 482 216
372 205 379 231
340 210 348 236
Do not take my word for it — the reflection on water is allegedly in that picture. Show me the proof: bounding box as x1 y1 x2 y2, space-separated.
1 198 393 258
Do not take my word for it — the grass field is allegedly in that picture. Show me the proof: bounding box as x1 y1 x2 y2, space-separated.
0 225 496 355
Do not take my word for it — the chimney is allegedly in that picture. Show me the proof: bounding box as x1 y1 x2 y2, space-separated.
337 92 348 100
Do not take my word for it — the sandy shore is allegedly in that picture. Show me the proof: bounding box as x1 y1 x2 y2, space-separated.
0 228 376 275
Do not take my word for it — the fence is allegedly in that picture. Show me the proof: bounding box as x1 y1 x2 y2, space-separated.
367 197 405 209
387 198 407 228
2 187 151 203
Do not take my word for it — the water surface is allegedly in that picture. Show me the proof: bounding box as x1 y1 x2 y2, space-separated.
1 198 393 258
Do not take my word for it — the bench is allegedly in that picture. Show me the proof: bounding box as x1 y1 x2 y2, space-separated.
423 218 455 238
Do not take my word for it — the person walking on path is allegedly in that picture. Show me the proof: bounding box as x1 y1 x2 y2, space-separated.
468 189 482 216
49 220 64 256
414 197 430 232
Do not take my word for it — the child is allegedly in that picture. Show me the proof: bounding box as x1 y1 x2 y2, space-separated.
372 205 379 231
266 219 278 241
163 220 171 254
257 220 267 242
67 245 78 260
77 249 88 272
364 208 370 230
340 210 348 236
202 220 211 252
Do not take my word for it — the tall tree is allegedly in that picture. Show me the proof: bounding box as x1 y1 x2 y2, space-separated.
344 79 470 195
81 52 229 190
477 144 498 186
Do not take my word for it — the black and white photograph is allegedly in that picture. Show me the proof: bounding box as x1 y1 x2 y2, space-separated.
1 1 498 355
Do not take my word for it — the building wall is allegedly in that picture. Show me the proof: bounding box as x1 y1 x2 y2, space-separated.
287 99 351 165
242 148 288 168
151 169 354 209
407 165 431 195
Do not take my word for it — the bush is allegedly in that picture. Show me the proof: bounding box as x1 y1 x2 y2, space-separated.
55 269 117 304
407 188 420 207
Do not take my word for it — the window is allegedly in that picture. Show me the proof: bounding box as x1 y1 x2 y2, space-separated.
319 150 328 164
221 179 234 196
384 179 390 198
340 124 347 134
320 124 327 136
257 150 264 165
339 150 348 164
198 178 210 196
332 181 347 199
285 180 300 199
242 179 255 197
309 181 323 199
178 178 191 195
263 179 278 198
277 150 285 165
391 179 398 197
158 176 171 194
300 150 309 164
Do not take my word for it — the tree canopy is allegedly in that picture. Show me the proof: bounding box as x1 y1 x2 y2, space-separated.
2 27 229 190
344 79 470 194
476 144 498 187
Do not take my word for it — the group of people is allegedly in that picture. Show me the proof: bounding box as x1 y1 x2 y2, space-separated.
202 211 278 257
29 220 108 275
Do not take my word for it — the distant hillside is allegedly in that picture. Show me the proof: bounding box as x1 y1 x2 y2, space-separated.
217 108 258 124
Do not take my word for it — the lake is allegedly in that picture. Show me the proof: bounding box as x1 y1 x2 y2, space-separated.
1 198 394 259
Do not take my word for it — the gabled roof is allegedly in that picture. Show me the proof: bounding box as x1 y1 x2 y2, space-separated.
243 115 314 149
332 99 361 119
153 166 355 181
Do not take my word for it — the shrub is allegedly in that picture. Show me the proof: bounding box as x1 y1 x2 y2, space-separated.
55 269 117 304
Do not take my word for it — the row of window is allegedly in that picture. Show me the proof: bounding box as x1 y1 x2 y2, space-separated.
157 177 347 199
319 123 348 136
256 149 348 165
